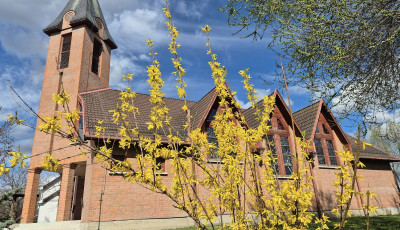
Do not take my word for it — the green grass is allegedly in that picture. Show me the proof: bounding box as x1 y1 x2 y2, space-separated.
311 215 400 230
171 215 400 230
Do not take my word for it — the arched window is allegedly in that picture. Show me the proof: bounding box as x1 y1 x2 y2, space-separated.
265 116 294 176
314 122 338 166
206 106 219 160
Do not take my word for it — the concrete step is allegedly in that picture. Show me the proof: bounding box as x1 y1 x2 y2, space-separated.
10 220 81 230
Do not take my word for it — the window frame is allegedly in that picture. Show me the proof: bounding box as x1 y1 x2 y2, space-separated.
313 121 339 166
108 154 127 175
265 115 295 177
155 157 166 174
206 122 219 161
59 33 72 69
91 39 102 75
78 102 84 140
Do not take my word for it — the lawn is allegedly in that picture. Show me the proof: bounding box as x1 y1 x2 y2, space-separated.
171 215 400 230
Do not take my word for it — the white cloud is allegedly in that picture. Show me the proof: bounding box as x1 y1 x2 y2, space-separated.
0 66 42 124
234 96 252 110
235 88 272 109
175 1 209 19
0 24 48 59
365 109 400 124
138 54 151 61
283 98 294 107
108 9 169 53
256 88 272 98
109 53 147 89
12 125 35 153
288 85 308 95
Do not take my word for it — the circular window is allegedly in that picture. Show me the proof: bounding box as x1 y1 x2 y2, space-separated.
96 18 103 30
65 11 75 21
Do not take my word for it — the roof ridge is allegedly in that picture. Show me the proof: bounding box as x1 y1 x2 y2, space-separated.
85 88 197 103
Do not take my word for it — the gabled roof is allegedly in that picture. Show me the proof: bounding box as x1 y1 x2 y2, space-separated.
293 101 320 140
345 134 400 162
190 88 218 129
80 87 249 140
43 0 117 49
79 89 196 139
293 99 349 145
243 89 302 136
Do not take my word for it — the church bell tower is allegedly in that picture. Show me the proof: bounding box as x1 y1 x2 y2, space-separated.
21 0 117 224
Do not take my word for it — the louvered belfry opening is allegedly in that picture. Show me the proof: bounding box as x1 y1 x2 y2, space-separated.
91 39 102 75
60 33 72 69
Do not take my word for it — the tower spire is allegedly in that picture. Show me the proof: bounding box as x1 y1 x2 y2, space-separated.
43 0 117 49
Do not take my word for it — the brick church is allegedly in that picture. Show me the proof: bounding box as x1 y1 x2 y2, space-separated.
18 0 400 229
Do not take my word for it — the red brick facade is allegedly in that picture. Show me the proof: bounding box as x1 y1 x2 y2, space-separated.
21 0 400 225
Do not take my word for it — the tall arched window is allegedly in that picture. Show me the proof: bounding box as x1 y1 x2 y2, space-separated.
265 115 294 176
206 107 219 160
314 121 338 166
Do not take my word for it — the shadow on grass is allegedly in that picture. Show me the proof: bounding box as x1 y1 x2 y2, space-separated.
313 215 400 230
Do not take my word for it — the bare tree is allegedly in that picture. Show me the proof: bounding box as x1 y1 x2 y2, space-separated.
0 106 15 165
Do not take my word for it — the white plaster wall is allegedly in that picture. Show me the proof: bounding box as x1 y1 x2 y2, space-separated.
37 180 60 223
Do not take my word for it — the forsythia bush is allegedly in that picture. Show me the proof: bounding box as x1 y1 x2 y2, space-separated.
1 1 377 229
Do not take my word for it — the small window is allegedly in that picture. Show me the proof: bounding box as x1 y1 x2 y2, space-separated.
280 136 293 176
78 115 84 139
60 34 72 69
277 119 284 130
156 157 166 172
110 154 126 172
78 102 83 113
322 123 329 134
327 140 337 165
207 126 219 160
91 39 102 74
315 126 320 134
267 135 279 174
206 107 217 122
314 138 326 165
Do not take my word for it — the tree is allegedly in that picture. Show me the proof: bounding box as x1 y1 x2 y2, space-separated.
368 121 400 193
0 106 25 227
222 0 400 124
0 167 26 226
0 106 15 164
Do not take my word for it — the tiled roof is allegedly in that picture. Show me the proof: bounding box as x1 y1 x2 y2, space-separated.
80 89 196 139
43 0 117 49
293 102 320 139
190 88 217 129
345 134 400 161
242 100 265 129
243 91 302 136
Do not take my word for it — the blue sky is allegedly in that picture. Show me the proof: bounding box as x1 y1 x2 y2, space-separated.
0 0 357 153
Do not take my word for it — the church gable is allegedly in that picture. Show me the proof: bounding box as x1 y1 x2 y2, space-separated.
243 89 301 136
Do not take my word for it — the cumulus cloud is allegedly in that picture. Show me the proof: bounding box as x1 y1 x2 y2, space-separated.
109 53 148 89
108 8 169 53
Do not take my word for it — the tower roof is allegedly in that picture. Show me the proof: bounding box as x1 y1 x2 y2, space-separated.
43 0 117 49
